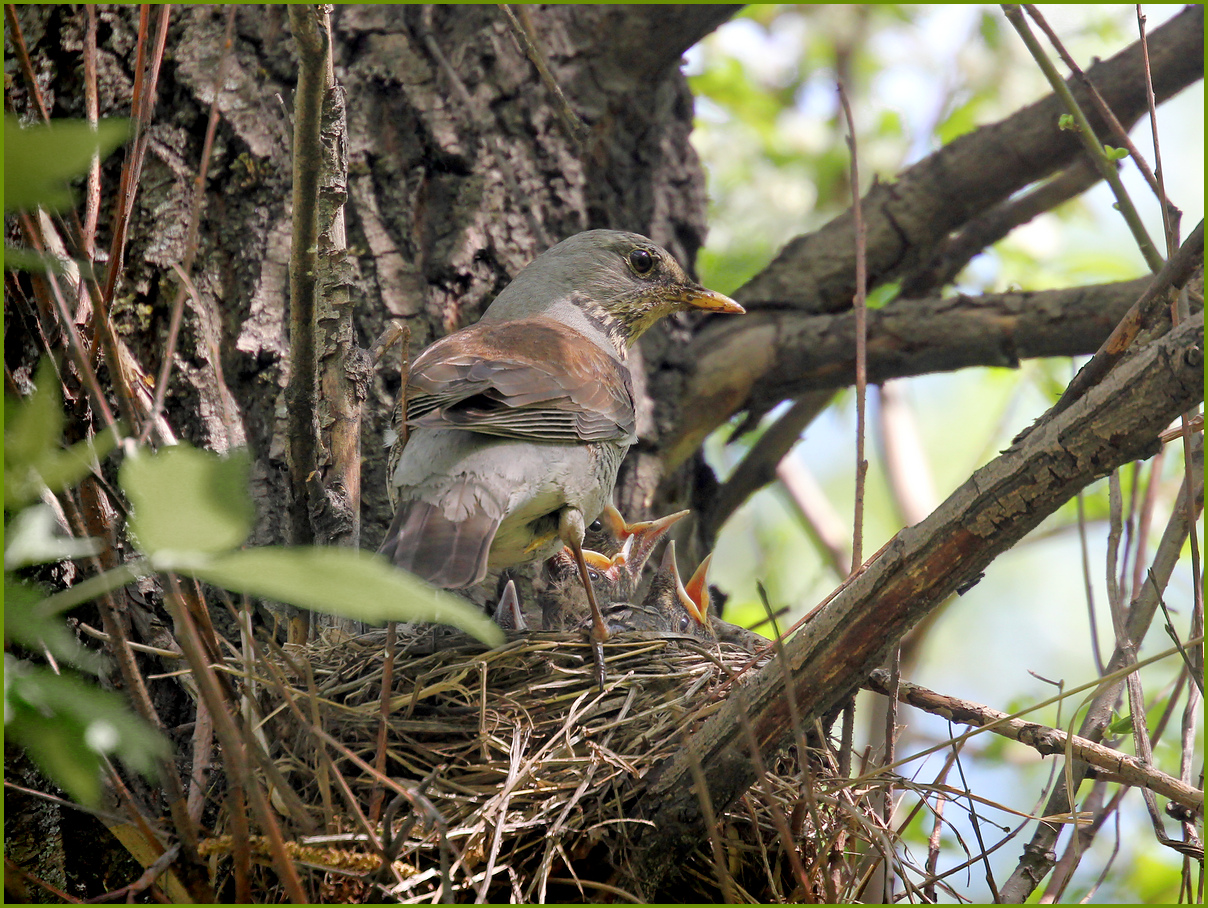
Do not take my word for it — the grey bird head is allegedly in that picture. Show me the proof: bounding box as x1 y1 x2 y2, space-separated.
481 230 743 358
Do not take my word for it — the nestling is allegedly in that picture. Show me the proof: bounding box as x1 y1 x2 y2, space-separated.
539 506 689 632
592 540 715 639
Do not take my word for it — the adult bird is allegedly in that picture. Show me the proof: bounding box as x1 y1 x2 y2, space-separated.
378 230 742 677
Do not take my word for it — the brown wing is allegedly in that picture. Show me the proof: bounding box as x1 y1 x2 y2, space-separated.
406 319 636 444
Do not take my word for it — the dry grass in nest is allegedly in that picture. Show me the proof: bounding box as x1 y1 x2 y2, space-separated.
206 626 890 902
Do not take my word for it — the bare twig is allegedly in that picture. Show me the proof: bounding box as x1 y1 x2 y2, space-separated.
101 5 171 315
900 160 1101 298
1022 5 1166 209
1135 5 1177 255
285 4 328 551
709 391 833 540
4 6 50 121
1154 585 1203 698
679 730 737 903
61 485 211 900
369 621 398 824
1159 413 1203 445
14 213 121 434
78 6 102 324
498 5 589 144
1131 447 1165 598
1001 435 1204 899
864 670 1202 814
163 577 311 903
732 708 811 898
140 6 239 445
1076 490 1106 674
837 81 868 572
4 856 79 903
1004 4 1163 272
1021 220 1203 437
81 844 180 904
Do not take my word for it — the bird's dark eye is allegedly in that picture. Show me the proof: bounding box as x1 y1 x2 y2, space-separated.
678 614 691 633
587 569 601 582
629 248 654 275
588 518 603 533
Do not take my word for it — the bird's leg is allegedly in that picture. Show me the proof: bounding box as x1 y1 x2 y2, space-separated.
559 508 609 689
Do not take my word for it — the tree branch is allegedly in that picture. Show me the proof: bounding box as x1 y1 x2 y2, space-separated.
732 6 1202 318
703 392 833 541
569 5 743 89
899 159 1101 298
671 277 1156 467
285 6 327 551
863 670 1203 815
626 311 1204 889
1000 433 1204 901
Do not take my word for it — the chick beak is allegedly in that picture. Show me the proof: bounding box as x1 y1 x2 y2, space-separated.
682 553 712 624
597 505 629 541
619 509 691 581
581 548 621 573
660 541 709 626
495 579 527 632
680 286 745 315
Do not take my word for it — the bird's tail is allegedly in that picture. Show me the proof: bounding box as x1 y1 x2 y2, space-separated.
377 500 500 589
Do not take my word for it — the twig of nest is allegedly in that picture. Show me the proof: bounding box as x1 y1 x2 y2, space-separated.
203 627 885 903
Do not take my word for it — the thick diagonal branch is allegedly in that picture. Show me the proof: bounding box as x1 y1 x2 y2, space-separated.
626 312 1204 889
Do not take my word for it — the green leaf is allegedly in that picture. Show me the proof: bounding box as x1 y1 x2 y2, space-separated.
1106 712 1134 736
936 96 981 145
4 503 102 570
120 444 254 557
4 656 168 806
866 280 901 310
32 561 147 621
4 359 120 509
1057 113 1076 131
3 246 66 274
4 579 109 673
1102 145 1129 162
4 115 130 212
4 359 62 484
186 546 504 645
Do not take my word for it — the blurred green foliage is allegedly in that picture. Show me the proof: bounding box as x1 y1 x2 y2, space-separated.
4 361 167 807
4 366 502 804
3 114 131 274
118 443 504 641
3 114 129 213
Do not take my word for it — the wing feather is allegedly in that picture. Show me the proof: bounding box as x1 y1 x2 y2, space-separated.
405 319 636 444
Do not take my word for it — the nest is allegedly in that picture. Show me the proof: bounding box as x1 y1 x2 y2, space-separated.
209 626 887 903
